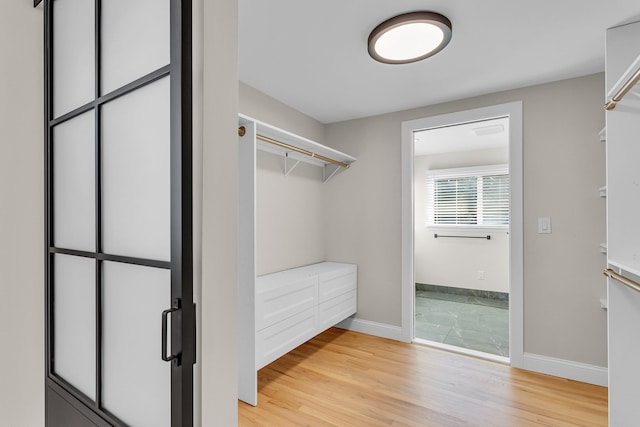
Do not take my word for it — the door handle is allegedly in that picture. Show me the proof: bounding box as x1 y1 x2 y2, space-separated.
162 299 181 363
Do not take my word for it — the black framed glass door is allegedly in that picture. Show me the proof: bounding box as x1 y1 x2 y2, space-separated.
41 0 193 426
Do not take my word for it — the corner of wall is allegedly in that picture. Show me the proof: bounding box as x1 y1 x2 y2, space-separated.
200 0 239 425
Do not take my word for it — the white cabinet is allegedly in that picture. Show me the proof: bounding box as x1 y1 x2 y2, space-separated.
254 262 357 370
244 262 357 403
255 275 317 331
605 20 640 426
255 305 318 370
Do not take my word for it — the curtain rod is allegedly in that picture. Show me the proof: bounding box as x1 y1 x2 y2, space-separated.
238 126 350 169
605 66 640 110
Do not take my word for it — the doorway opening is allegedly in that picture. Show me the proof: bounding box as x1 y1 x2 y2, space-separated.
414 117 510 360
401 102 524 367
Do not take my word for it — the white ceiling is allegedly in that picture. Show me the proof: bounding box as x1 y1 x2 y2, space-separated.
414 117 509 156
239 1 640 124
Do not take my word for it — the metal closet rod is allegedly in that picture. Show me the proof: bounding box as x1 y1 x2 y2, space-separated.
238 126 350 169
605 66 640 110
604 268 640 293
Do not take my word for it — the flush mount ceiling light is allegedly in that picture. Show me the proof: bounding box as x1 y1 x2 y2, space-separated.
368 11 452 64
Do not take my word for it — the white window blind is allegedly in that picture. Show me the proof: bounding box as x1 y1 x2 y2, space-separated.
427 165 509 228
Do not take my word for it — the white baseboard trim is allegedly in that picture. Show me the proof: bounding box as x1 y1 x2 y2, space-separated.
335 318 403 341
335 322 607 387
522 352 608 387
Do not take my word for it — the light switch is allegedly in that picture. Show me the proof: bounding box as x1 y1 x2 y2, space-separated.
538 217 551 234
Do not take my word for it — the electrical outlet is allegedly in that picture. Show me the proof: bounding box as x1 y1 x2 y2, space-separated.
477 270 485 280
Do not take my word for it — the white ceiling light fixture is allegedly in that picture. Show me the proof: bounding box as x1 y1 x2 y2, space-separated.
368 11 452 64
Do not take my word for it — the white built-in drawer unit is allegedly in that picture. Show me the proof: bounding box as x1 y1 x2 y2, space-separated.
255 262 357 370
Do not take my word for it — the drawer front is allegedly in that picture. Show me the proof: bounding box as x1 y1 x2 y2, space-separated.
256 307 318 370
318 266 357 302
256 276 318 331
318 290 357 331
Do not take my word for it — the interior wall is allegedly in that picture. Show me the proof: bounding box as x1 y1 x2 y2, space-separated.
256 151 325 275
240 82 325 143
0 2 44 425
414 148 509 293
324 73 607 367
200 0 239 425
240 82 329 276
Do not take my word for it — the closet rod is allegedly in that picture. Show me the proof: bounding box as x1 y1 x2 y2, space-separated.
604 268 640 293
434 233 491 240
605 66 640 110
238 126 350 169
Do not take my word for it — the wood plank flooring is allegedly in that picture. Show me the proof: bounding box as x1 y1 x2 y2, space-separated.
238 328 607 426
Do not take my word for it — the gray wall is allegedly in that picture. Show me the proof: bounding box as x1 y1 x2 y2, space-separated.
240 83 329 276
0 2 44 425
256 151 325 275
240 75 608 366
199 0 239 425
240 82 325 143
324 73 608 367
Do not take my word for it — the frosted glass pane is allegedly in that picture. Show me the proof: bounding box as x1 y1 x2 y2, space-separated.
53 254 96 400
102 77 170 261
53 0 95 118
53 111 95 251
101 0 170 94
102 262 171 427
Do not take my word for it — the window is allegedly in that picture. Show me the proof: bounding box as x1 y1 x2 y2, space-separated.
427 165 509 228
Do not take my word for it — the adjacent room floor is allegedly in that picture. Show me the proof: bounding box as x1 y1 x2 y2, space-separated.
415 287 509 357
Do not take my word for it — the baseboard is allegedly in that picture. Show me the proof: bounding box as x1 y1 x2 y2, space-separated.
335 317 403 341
335 321 607 387
522 353 608 387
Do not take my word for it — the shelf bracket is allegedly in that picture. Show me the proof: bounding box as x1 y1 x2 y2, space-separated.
284 153 301 176
323 164 341 183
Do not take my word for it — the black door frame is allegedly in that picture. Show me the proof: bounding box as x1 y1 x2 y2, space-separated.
40 0 194 425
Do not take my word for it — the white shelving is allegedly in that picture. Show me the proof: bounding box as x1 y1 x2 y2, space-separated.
599 186 607 198
238 114 356 183
237 115 358 407
605 21 640 425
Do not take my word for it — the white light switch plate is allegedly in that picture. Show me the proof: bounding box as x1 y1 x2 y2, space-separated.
538 217 551 234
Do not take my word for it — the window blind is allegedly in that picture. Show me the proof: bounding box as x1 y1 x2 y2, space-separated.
427 165 509 228
481 174 509 226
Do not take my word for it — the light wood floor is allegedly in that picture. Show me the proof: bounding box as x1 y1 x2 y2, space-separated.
238 328 607 426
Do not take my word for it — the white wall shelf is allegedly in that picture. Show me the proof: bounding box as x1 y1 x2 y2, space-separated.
605 22 640 425
238 114 356 183
600 243 608 254
599 126 607 142
599 186 607 197
600 297 608 310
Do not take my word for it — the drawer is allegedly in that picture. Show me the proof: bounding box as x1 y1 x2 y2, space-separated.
256 307 318 370
255 276 317 331
318 290 357 331
318 265 357 302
